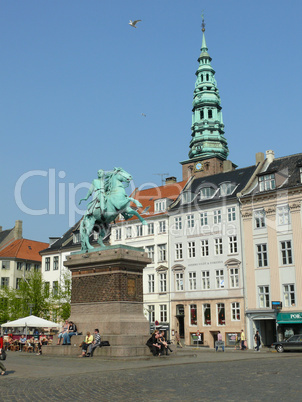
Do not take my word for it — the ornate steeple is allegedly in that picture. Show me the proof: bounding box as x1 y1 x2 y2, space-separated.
180 16 231 179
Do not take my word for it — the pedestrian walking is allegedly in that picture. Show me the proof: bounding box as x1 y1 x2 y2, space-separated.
0 336 6 376
254 331 261 352
175 331 183 348
240 329 246 350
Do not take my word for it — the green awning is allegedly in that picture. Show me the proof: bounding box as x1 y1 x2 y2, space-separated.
277 312 302 324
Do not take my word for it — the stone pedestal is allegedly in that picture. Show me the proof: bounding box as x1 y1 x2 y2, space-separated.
63 245 151 357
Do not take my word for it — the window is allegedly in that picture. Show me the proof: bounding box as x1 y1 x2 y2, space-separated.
200 188 215 200
229 236 238 254
126 227 132 238
160 305 167 322
175 243 183 260
227 207 236 222
158 244 167 262
147 223 154 235
155 200 166 212
146 246 155 263
201 239 209 257
229 268 239 288
182 192 193 204
136 225 143 237
259 174 276 191
231 302 240 321
190 304 197 325
203 304 211 326
115 228 121 240
45 282 50 298
220 183 236 196
188 241 196 258
16 278 22 289
300 167 302 183
280 241 293 265
17 262 23 270
34 264 39 271
159 221 166 233
200 212 208 225
53 256 59 271
174 217 182 230
176 272 184 291
189 272 196 290
256 244 268 267
283 284 295 307
255 209 266 228
159 273 167 293
1 277 9 288
258 286 270 308
215 269 224 288
277 205 290 225
26 263 31 271
217 303 225 325
73 233 80 243
1 261 10 270
187 214 194 228
201 271 210 290
214 210 221 224
52 281 58 296
200 109 204 119
214 238 223 255
148 305 155 322
148 274 155 293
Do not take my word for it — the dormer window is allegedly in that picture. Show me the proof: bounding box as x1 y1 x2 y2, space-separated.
73 233 80 243
220 182 236 196
259 174 276 192
199 187 215 200
182 192 193 204
300 167 302 183
155 199 166 212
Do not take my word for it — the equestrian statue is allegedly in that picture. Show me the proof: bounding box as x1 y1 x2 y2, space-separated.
79 167 146 252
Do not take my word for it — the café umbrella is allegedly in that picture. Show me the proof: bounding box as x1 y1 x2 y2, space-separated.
1 315 60 337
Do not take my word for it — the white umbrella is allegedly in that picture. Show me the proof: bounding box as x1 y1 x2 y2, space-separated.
1 315 60 337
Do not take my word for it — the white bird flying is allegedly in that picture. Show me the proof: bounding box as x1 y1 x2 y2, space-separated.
129 19 141 28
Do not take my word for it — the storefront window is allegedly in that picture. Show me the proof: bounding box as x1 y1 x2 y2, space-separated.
190 304 197 325
190 331 204 345
226 332 240 347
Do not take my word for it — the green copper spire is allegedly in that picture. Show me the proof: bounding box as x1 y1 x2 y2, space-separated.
188 17 229 161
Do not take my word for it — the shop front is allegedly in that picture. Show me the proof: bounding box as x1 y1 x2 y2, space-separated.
246 310 277 348
276 312 302 341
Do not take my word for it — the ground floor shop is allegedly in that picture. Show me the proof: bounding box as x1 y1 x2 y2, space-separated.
276 312 302 341
171 298 245 348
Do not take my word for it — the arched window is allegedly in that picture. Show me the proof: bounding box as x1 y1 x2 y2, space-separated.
201 75 203 82
200 110 204 119
208 109 213 119
206 73 209 81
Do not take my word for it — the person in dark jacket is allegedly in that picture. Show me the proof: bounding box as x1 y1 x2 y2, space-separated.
0 336 6 375
146 330 162 356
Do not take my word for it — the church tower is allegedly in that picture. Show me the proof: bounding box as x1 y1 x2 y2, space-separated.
180 17 235 180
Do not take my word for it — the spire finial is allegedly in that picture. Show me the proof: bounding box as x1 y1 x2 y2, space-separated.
201 11 205 32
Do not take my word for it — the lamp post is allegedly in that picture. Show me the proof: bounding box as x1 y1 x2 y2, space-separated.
28 303 34 316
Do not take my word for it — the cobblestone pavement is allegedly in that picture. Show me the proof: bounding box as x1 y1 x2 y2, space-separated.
0 349 301 401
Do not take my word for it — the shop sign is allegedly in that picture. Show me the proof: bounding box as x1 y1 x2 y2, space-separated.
277 312 302 323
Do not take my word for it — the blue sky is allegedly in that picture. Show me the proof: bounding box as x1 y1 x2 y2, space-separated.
1 0 302 242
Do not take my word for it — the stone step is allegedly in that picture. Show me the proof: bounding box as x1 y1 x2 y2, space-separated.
42 344 151 357
55 334 149 347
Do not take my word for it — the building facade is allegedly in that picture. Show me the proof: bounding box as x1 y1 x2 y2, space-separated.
239 151 302 347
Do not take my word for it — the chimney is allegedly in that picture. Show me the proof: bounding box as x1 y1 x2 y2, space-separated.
255 152 265 165
223 160 233 173
14 220 23 239
165 176 177 184
266 150 275 164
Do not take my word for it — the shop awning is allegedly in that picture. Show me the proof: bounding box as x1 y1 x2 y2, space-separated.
277 312 302 324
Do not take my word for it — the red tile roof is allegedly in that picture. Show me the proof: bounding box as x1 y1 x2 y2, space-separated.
122 180 188 222
0 239 49 262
